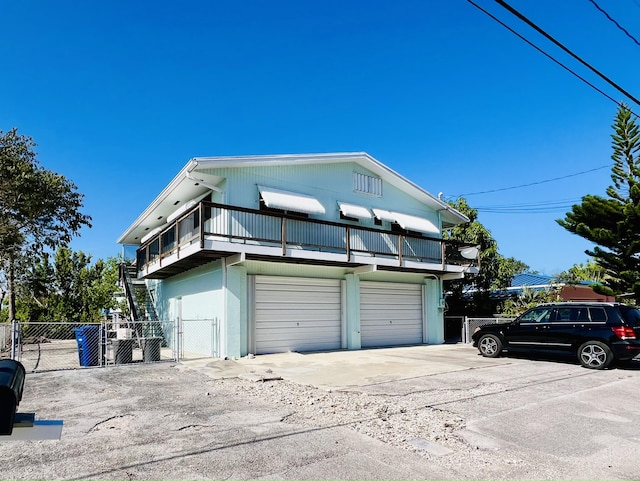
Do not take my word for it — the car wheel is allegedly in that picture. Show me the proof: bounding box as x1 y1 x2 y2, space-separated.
578 341 613 369
478 334 503 358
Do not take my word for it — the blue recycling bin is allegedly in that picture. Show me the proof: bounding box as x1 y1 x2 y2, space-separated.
73 326 100 367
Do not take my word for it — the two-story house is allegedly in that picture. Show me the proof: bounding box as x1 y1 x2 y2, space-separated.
117 152 479 359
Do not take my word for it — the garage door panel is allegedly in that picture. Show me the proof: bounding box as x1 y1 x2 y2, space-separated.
254 276 342 354
360 281 423 348
255 319 341 330
256 302 340 311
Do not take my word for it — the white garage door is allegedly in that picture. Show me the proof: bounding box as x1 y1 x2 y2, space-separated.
360 282 424 347
254 276 342 354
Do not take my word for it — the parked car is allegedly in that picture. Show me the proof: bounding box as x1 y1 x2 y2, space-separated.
472 302 640 369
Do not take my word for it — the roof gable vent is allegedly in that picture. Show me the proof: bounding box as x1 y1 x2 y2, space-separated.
354 172 382 196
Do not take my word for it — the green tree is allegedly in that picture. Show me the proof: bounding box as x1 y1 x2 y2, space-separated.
557 104 640 300
17 248 122 324
555 260 607 285
495 257 531 290
445 198 530 315
0 128 91 323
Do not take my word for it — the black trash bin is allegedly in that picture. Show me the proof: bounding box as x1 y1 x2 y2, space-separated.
142 337 162 363
73 326 100 367
110 339 134 364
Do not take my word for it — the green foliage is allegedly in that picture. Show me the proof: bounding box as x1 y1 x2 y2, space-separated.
0 128 92 258
0 128 92 321
557 104 640 300
495 257 531 290
14 247 121 324
444 198 530 315
555 260 608 285
500 287 561 318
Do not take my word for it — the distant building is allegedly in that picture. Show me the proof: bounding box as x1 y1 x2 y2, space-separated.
494 273 615 302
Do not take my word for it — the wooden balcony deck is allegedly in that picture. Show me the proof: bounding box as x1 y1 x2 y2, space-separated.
135 201 479 279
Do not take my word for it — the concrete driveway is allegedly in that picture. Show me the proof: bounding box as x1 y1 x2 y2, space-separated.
3 343 640 480
185 343 509 389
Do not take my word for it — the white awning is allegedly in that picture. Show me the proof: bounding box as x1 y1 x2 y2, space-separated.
140 226 162 244
166 192 211 223
338 202 372 219
372 208 396 223
373 209 439 235
258 185 326 215
392 212 439 235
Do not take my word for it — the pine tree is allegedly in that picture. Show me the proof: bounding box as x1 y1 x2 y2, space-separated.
557 104 640 300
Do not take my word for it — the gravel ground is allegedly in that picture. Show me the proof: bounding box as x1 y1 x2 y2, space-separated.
223 374 533 478
235 377 467 454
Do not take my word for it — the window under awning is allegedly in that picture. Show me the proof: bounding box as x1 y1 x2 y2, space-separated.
258 185 326 215
372 208 439 235
338 202 372 219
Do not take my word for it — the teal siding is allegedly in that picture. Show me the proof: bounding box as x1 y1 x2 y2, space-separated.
198 162 441 234
154 261 224 357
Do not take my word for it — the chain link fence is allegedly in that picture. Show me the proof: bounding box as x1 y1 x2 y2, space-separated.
5 315 509 371
460 317 514 343
6 320 176 372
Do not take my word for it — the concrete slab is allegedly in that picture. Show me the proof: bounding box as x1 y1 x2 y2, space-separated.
185 344 510 390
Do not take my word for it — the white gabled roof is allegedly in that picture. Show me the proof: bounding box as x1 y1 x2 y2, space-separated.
117 152 469 245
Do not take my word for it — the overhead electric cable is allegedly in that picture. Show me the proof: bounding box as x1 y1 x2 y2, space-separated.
494 0 640 108
587 0 640 47
454 164 612 196
465 0 639 117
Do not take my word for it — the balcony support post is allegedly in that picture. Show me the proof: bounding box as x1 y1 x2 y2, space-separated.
175 220 180 259
281 218 286 256
200 203 205 249
346 226 351 261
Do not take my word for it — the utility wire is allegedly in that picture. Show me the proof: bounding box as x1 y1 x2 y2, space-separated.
587 0 640 46
454 164 612 196
494 0 640 108
475 201 579 214
465 0 639 117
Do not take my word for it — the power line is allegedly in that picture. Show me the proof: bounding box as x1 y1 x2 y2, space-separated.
465 0 640 117
454 164 612 196
587 0 640 47
493 0 640 108
474 199 579 214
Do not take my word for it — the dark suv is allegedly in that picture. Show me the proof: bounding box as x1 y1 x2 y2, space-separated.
472 302 640 369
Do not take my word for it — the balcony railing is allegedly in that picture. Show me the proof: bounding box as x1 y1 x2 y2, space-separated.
136 201 479 273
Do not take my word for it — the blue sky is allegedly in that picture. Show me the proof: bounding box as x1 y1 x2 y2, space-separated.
2 0 640 275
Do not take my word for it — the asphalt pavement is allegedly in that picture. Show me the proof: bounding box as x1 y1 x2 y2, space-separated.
1 344 639 480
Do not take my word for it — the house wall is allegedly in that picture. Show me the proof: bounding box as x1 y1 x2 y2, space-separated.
198 162 441 233
560 285 615 302
152 260 225 357
146 162 449 359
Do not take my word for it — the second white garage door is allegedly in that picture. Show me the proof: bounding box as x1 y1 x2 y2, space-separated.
360 282 424 347
254 276 342 354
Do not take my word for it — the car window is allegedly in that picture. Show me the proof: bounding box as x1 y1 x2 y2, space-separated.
520 307 552 323
552 307 587 322
620 306 640 327
588 307 607 322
